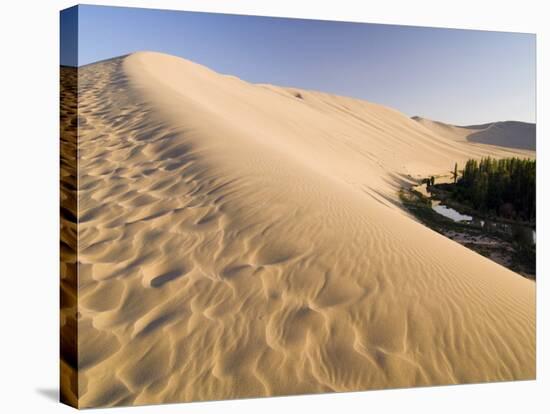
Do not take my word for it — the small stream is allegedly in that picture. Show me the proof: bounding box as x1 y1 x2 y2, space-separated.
414 183 535 244
432 200 472 222
430 196 535 244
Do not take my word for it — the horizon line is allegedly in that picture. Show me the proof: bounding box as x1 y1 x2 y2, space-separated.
61 51 536 127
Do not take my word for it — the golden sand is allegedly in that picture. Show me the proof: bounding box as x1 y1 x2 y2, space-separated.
61 52 535 407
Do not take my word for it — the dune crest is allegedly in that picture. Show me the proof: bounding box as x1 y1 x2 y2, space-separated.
70 51 535 407
412 116 536 151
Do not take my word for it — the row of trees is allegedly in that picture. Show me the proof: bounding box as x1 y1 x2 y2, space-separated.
452 157 535 221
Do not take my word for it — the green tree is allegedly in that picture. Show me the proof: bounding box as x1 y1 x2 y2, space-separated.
452 162 458 184
454 157 535 221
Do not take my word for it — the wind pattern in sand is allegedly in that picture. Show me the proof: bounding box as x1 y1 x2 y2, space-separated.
60 52 535 408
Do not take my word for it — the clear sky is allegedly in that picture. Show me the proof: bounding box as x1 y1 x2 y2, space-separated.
61 5 536 125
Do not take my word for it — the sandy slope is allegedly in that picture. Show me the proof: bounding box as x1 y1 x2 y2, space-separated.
70 52 535 407
412 116 536 151
60 65 79 406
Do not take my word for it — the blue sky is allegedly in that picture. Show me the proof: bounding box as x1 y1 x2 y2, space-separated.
61 5 536 125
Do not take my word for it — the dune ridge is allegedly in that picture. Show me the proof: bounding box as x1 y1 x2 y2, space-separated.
69 52 535 407
412 116 536 150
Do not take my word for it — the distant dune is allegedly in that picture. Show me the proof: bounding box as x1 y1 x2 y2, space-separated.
65 51 535 407
412 116 536 151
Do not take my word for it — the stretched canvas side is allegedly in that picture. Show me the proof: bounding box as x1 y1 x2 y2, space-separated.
60 5 79 408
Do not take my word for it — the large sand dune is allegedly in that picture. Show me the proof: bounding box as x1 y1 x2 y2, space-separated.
412 116 536 151
67 52 535 407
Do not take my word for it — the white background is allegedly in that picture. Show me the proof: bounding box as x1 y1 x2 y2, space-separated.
0 0 548 412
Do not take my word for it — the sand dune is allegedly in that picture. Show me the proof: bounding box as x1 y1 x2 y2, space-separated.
65 51 535 407
60 65 79 407
412 116 536 150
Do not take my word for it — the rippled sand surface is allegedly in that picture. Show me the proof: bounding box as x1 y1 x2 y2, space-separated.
61 52 535 408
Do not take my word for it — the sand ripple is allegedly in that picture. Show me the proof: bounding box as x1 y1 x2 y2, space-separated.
61 53 535 408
